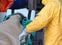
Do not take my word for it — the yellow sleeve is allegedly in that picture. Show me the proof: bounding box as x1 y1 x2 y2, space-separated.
26 3 55 33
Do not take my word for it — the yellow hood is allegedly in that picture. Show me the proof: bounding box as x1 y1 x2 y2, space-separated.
42 0 58 5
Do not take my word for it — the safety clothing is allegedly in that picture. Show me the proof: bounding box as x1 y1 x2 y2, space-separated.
0 0 13 12
26 0 62 45
0 15 24 45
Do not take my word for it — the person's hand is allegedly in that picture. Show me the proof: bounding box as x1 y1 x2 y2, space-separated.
19 28 29 41
0 0 13 12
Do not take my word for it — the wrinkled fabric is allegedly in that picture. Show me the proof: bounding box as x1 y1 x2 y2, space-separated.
42 0 57 5
0 15 24 45
26 0 62 45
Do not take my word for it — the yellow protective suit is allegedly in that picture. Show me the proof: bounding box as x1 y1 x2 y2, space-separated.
26 0 62 45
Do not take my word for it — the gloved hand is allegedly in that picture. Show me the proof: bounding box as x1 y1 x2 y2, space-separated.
19 28 29 41
0 0 13 12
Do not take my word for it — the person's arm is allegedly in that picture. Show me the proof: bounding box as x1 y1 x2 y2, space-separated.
19 2 57 40
26 3 55 33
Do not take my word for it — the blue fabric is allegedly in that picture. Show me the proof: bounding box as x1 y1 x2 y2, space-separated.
10 0 28 9
21 18 31 28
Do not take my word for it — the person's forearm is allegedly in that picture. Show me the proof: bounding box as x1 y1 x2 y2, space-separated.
0 12 6 23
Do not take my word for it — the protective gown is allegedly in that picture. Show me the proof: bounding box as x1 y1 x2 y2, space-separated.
26 0 62 45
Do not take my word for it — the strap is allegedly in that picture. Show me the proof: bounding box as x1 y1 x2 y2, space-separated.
28 10 32 19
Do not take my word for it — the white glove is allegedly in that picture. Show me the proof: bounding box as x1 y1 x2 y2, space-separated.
19 28 29 41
